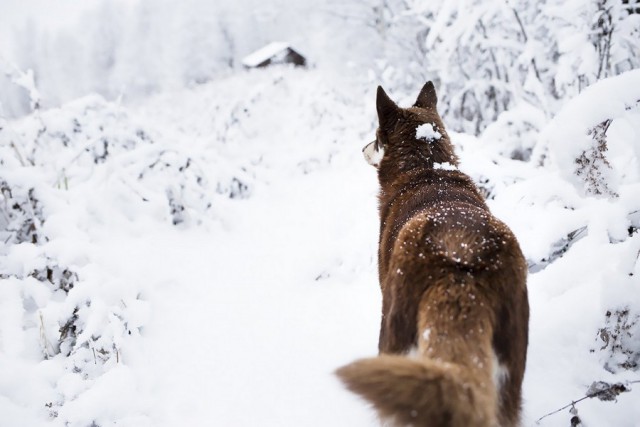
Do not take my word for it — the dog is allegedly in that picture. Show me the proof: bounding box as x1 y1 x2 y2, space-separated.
336 82 529 427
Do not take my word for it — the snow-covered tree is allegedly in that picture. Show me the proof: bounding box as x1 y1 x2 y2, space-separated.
358 0 639 135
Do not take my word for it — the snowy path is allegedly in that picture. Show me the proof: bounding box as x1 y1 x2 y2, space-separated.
116 127 383 425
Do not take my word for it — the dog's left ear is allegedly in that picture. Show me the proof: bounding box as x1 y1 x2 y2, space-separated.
414 81 437 109
377 86 400 131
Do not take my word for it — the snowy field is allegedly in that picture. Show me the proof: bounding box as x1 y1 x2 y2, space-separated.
2 2 640 427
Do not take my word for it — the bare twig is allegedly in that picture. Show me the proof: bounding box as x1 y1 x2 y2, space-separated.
39 311 54 359
536 380 640 424
576 118 618 197
477 19 502 81
510 6 542 82
9 142 27 167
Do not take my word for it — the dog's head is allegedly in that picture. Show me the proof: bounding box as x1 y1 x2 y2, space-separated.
363 81 458 173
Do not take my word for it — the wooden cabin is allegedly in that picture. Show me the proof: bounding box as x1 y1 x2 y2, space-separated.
242 42 307 69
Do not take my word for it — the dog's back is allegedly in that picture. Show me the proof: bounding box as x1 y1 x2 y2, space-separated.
337 83 528 427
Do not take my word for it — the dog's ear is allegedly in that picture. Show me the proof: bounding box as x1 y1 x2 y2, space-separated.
414 81 437 109
377 86 400 130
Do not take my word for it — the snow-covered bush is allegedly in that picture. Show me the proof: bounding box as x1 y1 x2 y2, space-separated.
0 90 237 425
595 308 640 372
539 68 640 197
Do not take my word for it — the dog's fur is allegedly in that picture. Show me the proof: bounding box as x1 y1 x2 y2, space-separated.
336 82 529 427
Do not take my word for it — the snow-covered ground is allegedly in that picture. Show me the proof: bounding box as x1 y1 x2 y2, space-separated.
0 68 382 427
2 23 640 427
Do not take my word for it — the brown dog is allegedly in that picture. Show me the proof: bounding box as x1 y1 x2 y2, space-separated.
337 82 529 427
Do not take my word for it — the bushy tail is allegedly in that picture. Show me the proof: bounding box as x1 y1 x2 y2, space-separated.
336 354 495 427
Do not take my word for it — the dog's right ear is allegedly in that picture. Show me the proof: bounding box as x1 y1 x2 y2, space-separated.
377 86 400 131
414 81 437 110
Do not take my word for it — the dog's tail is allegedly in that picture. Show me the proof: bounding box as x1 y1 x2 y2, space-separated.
336 354 495 427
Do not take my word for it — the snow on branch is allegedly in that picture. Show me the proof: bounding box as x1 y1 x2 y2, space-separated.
541 69 640 197
575 118 617 197
0 57 41 112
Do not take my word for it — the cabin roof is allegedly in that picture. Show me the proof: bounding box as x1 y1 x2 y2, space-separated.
242 42 296 67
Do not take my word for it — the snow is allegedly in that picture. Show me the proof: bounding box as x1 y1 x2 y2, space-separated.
416 122 442 142
0 68 383 427
1 2 640 427
422 328 431 341
434 162 457 170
